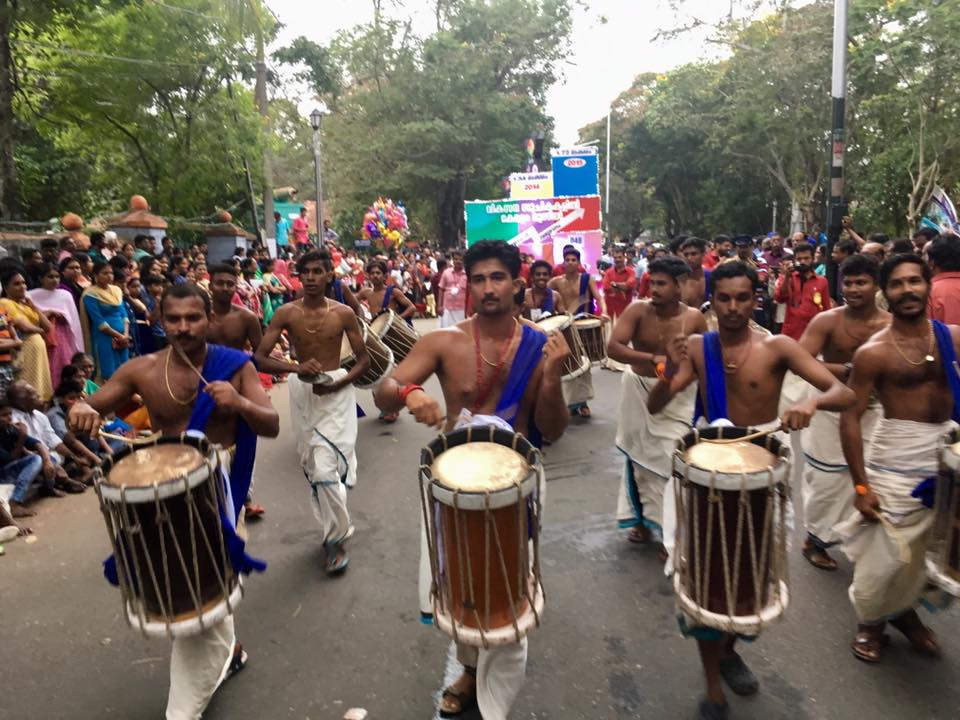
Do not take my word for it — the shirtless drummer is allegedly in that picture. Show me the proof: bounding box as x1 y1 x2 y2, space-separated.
840 253 960 664
797 254 889 570
208 263 267 519
374 240 570 719
255 250 369 575
648 260 854 720
522 259 564 321
607 256 706 548
69 282 280 720
357 259 417 322
548 247 606 418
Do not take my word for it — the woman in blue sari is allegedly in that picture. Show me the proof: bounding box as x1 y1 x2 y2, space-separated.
80 262 131 381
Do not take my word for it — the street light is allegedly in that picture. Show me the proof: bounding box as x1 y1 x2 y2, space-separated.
309 106 326 245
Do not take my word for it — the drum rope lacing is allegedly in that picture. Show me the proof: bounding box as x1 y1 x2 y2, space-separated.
674 427 790 635
418 424 545 647
95 435 237 639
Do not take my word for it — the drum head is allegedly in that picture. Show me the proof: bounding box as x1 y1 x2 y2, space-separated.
369 310 393 335
684 442 776 474
537 314 572 333
107 444 206 488
574 318 601 330
431 442 530 493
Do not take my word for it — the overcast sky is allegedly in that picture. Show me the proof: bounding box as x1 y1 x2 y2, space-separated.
266 1 773 145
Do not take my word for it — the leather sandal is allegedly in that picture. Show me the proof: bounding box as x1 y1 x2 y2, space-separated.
850 629 889 663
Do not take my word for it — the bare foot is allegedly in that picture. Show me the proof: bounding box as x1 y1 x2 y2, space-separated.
9 501 36 518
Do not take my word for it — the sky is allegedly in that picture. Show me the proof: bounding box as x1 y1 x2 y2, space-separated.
266 0 771 145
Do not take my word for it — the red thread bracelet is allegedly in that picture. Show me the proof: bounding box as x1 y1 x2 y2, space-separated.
398 383 424 403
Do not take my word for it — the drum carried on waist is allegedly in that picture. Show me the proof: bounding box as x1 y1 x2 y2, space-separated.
419 425 545 647
536 314 590 381
928 429 960 597
340 316 395 389
370 309 420 364
94 434 242 639
672 425 791 636
573 314 606 365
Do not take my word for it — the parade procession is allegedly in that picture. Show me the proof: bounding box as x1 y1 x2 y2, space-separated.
4 1 960 719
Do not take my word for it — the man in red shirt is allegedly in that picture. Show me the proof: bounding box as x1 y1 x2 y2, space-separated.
775 242 830 340
926 233 960 324
702 235 732 270
292 207 311 251
602 248 637 319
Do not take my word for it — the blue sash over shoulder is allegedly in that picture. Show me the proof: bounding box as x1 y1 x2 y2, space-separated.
933 320 960 423
693 331 728 424
495 325 547 447
575 273 590 314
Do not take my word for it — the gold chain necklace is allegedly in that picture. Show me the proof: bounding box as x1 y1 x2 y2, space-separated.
476 318 519 367
721 334 754 375
164 347 205 405
297 299 331 335
890 320 935 366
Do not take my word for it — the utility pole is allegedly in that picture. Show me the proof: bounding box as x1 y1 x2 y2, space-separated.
604 110 611 234
772 198 778 234
826 0 848 300
310 108 326 246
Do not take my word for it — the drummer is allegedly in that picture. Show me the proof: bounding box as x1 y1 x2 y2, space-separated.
522 260 564 321
357 259 418 422
68 282 280 720
548 246 606 418
373 240 570 720
255 250 369 575
838 253 960 664
797 254 889 571
326 266 365 316
207 263 268 519
607 256 706 548
357 259 417 324
647 260 853 720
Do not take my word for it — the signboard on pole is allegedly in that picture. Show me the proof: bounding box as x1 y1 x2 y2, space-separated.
551 146 599 198
508 172 553 200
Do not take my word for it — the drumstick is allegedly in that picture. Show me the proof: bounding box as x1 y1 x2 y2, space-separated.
100 431 163 446
171 342 210 387
701 426 782 445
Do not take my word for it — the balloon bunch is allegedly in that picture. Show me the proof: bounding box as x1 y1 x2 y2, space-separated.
361 197 408 248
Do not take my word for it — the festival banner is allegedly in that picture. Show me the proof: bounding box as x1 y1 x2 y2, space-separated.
551 146 599 197
464 195 601 246
509 172 554 199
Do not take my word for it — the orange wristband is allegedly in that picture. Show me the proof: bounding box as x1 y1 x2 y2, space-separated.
855 483 869 495
398 383 424 403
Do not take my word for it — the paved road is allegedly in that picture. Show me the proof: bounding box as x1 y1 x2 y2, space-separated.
3 325 960 719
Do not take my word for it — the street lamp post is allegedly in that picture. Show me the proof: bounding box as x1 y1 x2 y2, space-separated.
309 107 326 246
826 0 848 300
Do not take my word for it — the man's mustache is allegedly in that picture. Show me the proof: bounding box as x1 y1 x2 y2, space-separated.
893 294 923 306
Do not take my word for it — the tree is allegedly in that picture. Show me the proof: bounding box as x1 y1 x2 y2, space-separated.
284 0 575 247
17 1 264 224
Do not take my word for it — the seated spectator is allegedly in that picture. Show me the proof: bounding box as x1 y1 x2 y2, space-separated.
68 353 100 396
7 380 89 489
48 379 114 463
0 397 52 517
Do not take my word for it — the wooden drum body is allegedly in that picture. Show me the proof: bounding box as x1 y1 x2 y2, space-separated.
536 314 589 380
672 426 791 635
370 309 420 364
574 315 606 365
94 435 242 639
927 429 960 597
419 425 545 647
341 316 395 389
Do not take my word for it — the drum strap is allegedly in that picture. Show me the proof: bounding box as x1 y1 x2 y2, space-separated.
576 273 590 315
933 319 960 423
495 325 547 448
333 279 345 305
381 286 394 312
693 330 728 425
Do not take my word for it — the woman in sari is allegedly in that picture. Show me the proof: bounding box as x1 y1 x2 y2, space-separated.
58 256 85 305
0 269 53 400
124 275 154 356
80 262 130 381
259 258 285 324
28 263 83 387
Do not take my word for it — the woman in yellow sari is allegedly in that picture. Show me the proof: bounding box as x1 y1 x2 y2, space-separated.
0 269 53 401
